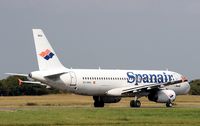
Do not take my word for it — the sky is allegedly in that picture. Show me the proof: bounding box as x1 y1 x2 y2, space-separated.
0 0 200 80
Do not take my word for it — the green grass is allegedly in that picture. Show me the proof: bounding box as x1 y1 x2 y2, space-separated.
0 95 200 125
0 107 199 126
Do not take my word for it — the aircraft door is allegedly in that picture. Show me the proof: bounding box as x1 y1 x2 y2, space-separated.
69 71 77 86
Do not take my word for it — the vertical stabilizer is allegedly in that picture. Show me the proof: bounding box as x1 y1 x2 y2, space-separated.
32 29 65 71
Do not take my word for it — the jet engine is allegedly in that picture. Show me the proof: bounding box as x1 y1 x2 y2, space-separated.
148 89 176 103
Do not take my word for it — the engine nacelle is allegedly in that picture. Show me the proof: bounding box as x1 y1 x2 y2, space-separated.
148 90 176 103
99 96 121 103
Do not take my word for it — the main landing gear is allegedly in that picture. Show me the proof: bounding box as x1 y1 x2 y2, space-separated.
130 96 141 108
166 100 173 107
93 96 104 107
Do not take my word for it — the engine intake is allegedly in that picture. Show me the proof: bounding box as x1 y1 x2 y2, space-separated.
148 90 176 103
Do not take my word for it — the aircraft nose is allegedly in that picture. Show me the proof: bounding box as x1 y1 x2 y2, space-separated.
179 74 190 94
183 82 190 94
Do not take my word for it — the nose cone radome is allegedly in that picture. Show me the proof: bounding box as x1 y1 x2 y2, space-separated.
183 82 190 94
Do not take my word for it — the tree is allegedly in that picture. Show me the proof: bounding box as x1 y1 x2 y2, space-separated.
0 76 60 96
189 80 200 95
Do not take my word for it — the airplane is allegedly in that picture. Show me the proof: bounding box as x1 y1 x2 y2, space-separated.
7 29 190 108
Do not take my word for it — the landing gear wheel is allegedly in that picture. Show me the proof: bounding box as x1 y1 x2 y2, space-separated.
94 101 104 107
166 102 173 107
130 100 141 108
93 96 104 108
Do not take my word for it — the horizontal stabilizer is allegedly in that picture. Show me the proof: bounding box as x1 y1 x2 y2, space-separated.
36 69 68 77
18 79 50 88
5 73 28 77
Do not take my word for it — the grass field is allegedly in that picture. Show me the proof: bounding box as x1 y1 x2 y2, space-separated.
0 94 199 126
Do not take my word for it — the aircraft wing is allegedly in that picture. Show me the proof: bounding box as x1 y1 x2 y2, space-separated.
106 80 183 96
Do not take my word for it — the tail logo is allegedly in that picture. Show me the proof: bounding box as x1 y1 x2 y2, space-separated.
39 49 54 60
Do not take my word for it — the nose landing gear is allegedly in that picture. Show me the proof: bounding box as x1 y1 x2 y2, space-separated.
130 96 141 108
130 100 141 108
166 100 173 107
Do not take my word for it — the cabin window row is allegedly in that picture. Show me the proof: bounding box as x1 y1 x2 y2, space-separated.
82 77 127 80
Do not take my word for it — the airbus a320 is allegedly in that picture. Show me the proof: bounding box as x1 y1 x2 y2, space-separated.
7 29 190 108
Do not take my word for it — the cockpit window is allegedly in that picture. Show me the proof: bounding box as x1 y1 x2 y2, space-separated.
181 76 188 82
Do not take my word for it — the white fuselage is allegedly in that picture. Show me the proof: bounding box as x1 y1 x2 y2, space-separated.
31 69 190 97
9 29 190 107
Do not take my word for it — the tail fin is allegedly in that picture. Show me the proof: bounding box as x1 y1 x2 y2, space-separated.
32 29 65 71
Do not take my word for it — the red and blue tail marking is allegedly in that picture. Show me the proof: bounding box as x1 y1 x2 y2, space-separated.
39 49 54 60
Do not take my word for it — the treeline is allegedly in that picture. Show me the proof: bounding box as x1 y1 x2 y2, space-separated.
0 76 60 96
189 80 200 95
0 76 199 96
